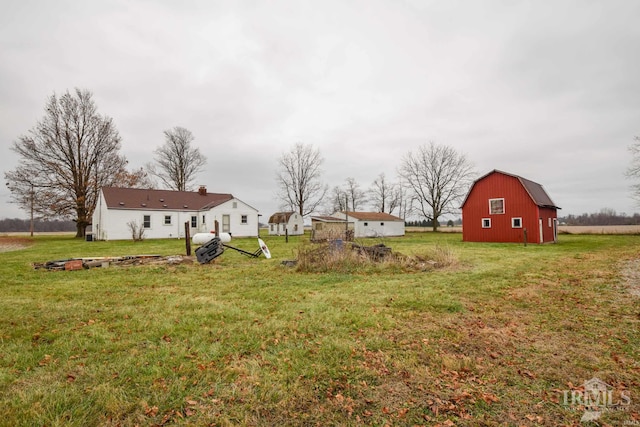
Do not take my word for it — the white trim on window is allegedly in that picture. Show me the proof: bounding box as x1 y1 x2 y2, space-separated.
489 198 505 215
482 218 491 228
512 217 522 228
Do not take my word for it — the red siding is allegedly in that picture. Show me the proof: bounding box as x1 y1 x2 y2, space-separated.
462 172 557 243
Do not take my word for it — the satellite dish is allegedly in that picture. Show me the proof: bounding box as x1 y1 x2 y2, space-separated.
258 238 271 259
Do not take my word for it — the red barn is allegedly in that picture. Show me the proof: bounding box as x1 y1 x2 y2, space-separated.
461 170 560 244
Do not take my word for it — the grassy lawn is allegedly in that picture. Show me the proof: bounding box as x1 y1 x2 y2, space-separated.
0 233 638 426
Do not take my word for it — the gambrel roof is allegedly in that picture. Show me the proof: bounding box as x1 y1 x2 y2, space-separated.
461 170 560 209
101 187 234 211
268 211 296 224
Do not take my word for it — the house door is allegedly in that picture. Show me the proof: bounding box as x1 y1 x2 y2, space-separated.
222 215 230 233
538 218 543 243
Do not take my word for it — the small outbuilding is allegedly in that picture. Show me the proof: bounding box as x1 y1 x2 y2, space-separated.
310 215 353 241
268 211 304 236
328 211 405 238
461 170 560 244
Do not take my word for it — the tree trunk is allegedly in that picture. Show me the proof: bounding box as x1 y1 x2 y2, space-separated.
432 208 439 232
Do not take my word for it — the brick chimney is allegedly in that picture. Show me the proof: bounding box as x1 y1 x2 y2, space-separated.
198 185 207 196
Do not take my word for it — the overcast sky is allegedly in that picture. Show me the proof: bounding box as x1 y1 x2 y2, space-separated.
1 0 639 221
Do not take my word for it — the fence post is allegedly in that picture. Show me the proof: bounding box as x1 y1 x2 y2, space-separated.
184 222 191 256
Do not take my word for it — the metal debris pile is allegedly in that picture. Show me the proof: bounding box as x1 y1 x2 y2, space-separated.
33 255 194 271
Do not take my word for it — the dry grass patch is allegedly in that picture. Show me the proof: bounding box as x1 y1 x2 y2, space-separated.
295 241 458 273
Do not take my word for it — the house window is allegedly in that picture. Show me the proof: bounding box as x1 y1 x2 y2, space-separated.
164 215 172 225
512 217 522 228
143 215 151 228
232 202 237 208
482 218 491 228
489 198 505 215
241 215 248 224
191 216 197 228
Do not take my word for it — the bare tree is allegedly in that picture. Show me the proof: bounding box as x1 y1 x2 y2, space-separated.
398 142 474 231
368 173 401 214
276 143 328 216
327 185 348 213
149 126 206 191
344 177 367 212
5 89 127 238
626 136 640 204
112 167 155 189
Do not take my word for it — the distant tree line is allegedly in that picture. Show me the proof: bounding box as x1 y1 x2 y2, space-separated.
0 218 76 233
559 209 640 226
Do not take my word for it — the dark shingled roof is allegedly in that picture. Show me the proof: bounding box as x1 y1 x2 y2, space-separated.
461 170 560 209
310 215 347 222
101 187 234 211
268 212 295 224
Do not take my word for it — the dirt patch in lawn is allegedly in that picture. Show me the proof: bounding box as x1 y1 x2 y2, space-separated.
620 259 640 297
0 237 33 253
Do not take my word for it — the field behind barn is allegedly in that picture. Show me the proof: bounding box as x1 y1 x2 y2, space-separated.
0 233 638 426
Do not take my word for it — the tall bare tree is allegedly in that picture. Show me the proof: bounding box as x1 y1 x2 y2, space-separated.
344 177 367 212
276 143 328 216
327 185 348 213
626 136 640 204
398 142 474 231
5 89 127 238
368 173 401 214
149 126 206 191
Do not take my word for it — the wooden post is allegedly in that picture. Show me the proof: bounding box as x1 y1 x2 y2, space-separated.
214 220 220 237
285 228 289 243
344 195 349 240
523 228 528 247
184 222 191 256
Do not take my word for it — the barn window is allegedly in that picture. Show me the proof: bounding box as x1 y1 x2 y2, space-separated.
143 215 151 228
191 216 197 228
241 215 248 224
164 215 172 225
489 198 505 214
364 222 368 226
270 224 274 231
294 224 299 231
512 217 522 228
482 218 491 228
380 222 384 226
548 218 552 227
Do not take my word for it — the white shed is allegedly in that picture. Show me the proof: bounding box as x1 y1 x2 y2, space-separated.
91 186 259 241
267 211 304 236
331 211 405 238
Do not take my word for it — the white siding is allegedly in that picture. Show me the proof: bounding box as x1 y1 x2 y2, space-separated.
92 192 259 240
207 199 258 237
352 219 405 237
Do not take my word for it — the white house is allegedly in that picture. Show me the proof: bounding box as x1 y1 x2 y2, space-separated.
267 211 304 236
91 186 259 241
331 211 405 238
